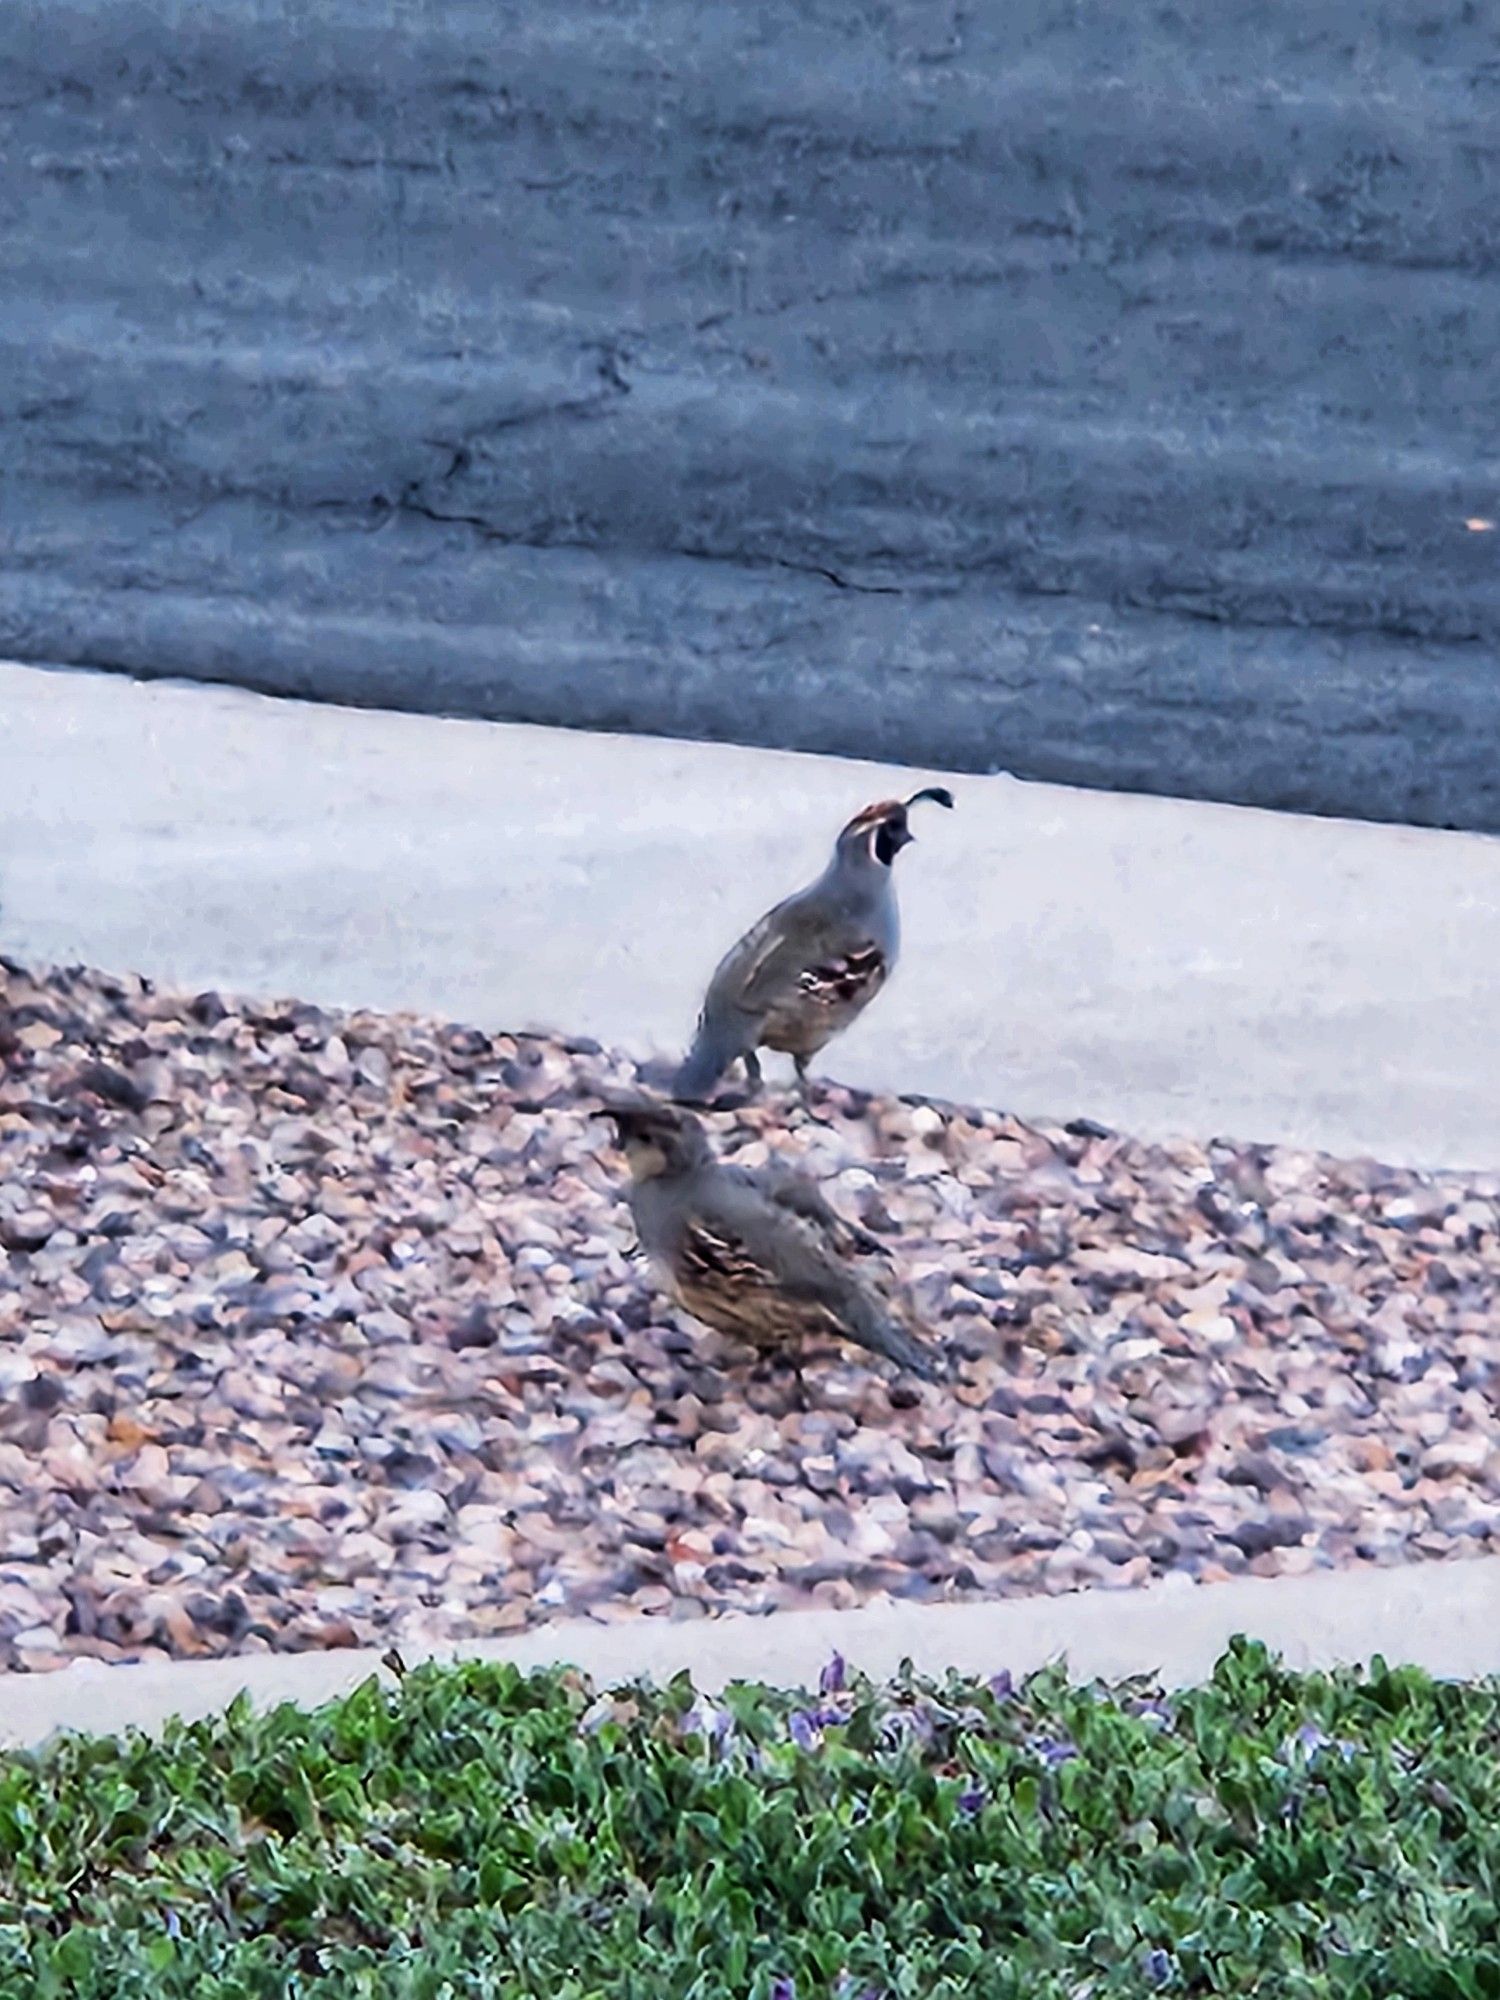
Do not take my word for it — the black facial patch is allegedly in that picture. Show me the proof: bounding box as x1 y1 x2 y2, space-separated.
873 816 908 865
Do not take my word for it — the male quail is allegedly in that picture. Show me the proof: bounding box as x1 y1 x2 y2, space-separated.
673 787 954 1103
605 1100 944 1381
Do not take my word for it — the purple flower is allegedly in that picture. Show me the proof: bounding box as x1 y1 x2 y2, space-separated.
770 1980 797 2000
1131 1698 1175 1729
681 1701 735 1747
878 1705 935 1750
1290 1721 1331 1758
989 1669 1015 1702
957 1783 986 1816
1033 1735 1078 1769
1141 1947 1174 1985
820 1649 847 1695
788 1710 821 1751
1284 1720 1356 1765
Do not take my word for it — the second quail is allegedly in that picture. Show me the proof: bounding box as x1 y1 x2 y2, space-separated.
605 1100 943 1382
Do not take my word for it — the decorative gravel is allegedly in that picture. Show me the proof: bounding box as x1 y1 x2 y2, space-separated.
0 956 1497 1674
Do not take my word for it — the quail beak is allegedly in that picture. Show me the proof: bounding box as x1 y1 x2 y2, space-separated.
596 1100 643 1141
599 1100 679 1152
601 1107 646 1142
599 1106 674 1184
598 1107 646 1169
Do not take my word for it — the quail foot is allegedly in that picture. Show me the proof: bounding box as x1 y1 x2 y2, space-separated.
604 1100 945 1382
673 787 954 1103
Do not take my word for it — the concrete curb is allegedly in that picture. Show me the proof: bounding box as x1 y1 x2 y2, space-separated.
4 660 1499 1167
4 1559 1498 1753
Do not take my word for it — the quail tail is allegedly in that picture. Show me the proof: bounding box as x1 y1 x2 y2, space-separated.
849 1302 946 1382
672 1023 736 1104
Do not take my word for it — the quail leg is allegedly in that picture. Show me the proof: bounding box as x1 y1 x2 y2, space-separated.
748 1344 810 1412
792 1053 811 1102
780 1351 810 1413
742 1049 764 1094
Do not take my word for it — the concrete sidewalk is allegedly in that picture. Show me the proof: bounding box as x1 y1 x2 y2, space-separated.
4 1558 1498 1753
3 658 1498 1167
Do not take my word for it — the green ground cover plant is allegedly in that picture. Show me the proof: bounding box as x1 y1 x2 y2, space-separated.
2 1638 1498 1998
